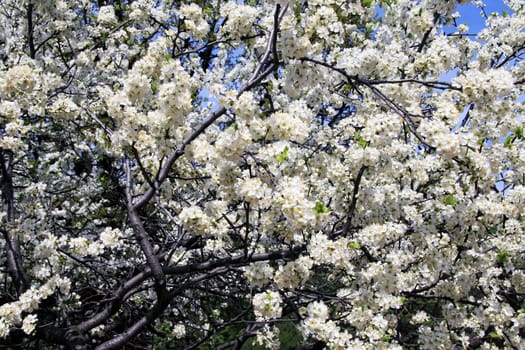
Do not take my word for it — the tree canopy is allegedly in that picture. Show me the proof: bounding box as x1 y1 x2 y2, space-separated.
0 0 524 349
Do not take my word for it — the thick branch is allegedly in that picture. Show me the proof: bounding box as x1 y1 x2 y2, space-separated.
339 165 366 238
128 207 166 291
26 1 36 59
94 267 228 350
0 150 27 295
124 159 166 291
76 245 305 334
93 287 171 350
249 4 286 82
132 105 227 210
76 270 150 333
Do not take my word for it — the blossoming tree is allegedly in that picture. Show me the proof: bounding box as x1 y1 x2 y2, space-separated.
0 0 524 348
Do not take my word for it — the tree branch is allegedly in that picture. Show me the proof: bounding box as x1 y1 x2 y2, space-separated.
94 267 229 350
338 165 366 238
124 159 167 292
26 1 36 59
75 244 306 335
133 4 288 211
0 150 27 295
300 56 436 148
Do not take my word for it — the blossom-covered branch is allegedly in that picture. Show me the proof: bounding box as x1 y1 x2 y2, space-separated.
0 0 523 349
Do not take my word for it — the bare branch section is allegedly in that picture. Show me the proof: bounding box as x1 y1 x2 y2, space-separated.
339 165 367 238
26 1 36 59
93 244 304 349
0 150 27 295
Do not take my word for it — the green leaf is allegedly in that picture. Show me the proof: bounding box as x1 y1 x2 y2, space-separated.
489 331 502 339
293 4 302 23
362 0 374 8
515 126 524 139
380 0 395 6
504 135 514 148
497 250 509 265
276 146 289 163
353 133 368 148
358 138 368 148
341 84 352 94
314 200 330 214
151 83 159 93
347 242 361 249
247 0 257 6
443 194 457 206
203 3 214 16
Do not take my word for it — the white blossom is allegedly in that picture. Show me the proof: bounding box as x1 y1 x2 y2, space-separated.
252 291 282 321
21 314 38 335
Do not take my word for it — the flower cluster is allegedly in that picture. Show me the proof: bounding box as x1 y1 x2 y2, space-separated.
244 262 274 287
252 291 283 321
0 0 524 349
179 4 209 39
0 276 70 337
274 256 313 289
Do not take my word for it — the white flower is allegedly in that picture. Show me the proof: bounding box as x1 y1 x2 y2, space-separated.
33 234 58 259
244 262 274 287
178 206 212 235
99 227 121 249
21 314 38 335
69 237 90 257
1 65 37 95
232 91 259 120
252 291 282 321
50 97 80 120
0 101 21 120
18 288 42 313
87 242 105 256
0 318 9 338
123 73 151 103
411 311 430 324
172 324 186 339
235 176 271 206
454 68 514 103
267 111 310 143
90 324 105 336
307 301 329 321
97 6 117 24
255 325 280 350
274 256 313 289
220 3 258 37
56 277 71 295
179 4 209 39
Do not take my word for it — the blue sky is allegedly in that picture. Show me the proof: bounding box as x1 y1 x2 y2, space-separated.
455 0 512 33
